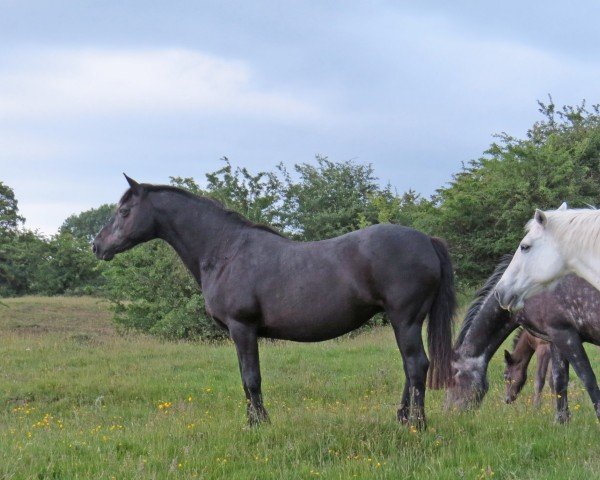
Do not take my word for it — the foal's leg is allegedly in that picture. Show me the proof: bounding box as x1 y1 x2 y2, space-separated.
548 359 555 394
228 320 269 426
390 312 430 430
533 347 551 407
550 344 570 424
550 330 600 421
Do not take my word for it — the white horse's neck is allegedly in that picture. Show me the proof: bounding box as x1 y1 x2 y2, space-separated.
547 209 600 291
567 256 600 292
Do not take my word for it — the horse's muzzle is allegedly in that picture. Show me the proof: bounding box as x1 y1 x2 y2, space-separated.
91 241 114 261
494 288 516 311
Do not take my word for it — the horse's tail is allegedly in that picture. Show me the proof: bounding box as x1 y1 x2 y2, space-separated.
427 237 456 389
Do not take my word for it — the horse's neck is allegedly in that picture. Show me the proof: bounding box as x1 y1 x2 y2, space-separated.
154 194 244 280
459 293 516 362
568 255 600 293
512 335 535 364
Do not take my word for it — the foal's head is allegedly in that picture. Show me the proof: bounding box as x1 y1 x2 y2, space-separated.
93 175 157 260
503 349 527 404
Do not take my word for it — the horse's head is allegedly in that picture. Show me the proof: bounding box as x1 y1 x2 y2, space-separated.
444 352 489 410
503 349 526 404
494 204 568 311
92 175 157 260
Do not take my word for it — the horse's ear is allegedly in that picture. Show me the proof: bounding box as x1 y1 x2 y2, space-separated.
534 209 547 227
123 173 141 194
504 349 513 365
558 202 568 211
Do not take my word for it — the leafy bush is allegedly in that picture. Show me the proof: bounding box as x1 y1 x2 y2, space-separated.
415 100 600 285
103 240 225 340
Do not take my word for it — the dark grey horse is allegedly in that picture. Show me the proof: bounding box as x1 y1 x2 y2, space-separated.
446 255 600 423
93 176 456 428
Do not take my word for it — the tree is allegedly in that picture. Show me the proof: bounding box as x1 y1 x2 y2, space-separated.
279 156 381 240
0 181 24 234
0 181 107 296
0 181 29 295
420 100 600 284
172 157 283 228
35 232 105 295
0 230 48 296
60 204 115 242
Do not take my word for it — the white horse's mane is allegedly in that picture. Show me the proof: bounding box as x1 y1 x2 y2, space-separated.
527 208 600 256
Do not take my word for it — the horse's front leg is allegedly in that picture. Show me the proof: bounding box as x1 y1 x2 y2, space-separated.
550 344 570 423
228 320 270 426
551 330 600 421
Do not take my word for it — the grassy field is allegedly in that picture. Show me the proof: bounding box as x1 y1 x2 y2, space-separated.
0 297 598 479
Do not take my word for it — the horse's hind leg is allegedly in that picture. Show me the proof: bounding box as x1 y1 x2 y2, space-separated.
228 320 269 426
550 344 570 424
397 352 411 424
550 329 600 421
389 307 430 430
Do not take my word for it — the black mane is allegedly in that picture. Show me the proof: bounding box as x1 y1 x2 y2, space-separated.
122 184 284 237
454 254 514 347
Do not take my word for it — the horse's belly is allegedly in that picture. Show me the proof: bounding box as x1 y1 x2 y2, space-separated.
259 304 380 342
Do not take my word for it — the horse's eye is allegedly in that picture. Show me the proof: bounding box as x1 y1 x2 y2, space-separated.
520 244 530 252
119 208 130 217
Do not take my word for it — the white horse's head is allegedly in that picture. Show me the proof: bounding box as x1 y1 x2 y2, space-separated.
494 203 569 311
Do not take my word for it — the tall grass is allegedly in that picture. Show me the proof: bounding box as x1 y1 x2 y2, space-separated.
0 297 598 479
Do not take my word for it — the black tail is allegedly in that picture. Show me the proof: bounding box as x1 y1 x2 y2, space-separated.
427 237 457 389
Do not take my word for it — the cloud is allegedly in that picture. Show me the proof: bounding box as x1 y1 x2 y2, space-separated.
0 48 322 121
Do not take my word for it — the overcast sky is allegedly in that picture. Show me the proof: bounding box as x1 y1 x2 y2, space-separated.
1 1 599 235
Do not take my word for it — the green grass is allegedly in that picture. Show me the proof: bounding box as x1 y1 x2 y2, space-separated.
0 297 598 479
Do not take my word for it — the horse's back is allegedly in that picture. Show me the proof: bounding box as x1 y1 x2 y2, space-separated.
520 275 600 345
262 224 440 326
281 223 440 284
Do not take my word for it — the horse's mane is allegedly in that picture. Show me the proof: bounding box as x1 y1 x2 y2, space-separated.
121 184 284 237
454 254 514 348
528 208 600 255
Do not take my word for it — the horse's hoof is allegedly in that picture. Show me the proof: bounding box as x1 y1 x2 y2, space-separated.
247 416 267 427
247 407 270 427
399 410 426 431
407 417 426 431
397 407 409 425
555 411 571 424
